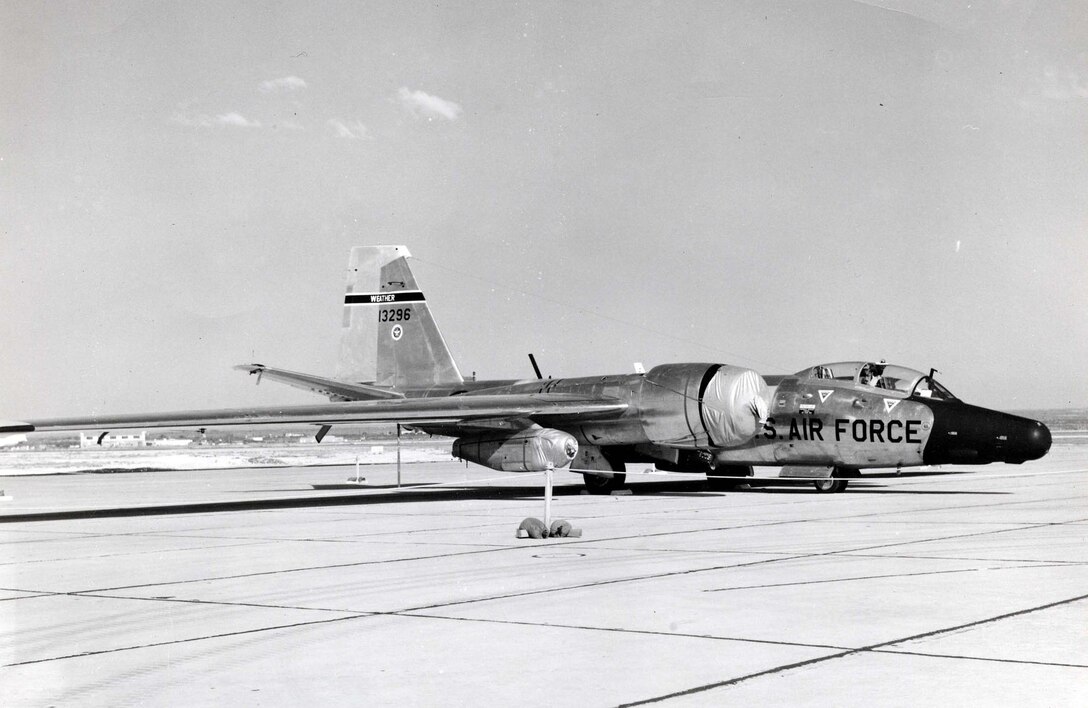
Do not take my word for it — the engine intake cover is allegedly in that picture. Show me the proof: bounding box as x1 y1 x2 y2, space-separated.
701 365 770 447
638 363 769 448
453 427 578 472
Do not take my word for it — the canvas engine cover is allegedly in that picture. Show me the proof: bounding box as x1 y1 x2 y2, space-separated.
700 366 770 447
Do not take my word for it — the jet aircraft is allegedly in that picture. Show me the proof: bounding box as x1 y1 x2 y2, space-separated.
3 246 1051 502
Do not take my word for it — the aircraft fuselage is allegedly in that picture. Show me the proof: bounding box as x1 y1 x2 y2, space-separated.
402 361 1050 474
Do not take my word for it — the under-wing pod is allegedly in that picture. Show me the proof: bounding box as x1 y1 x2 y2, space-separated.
453 427 578 472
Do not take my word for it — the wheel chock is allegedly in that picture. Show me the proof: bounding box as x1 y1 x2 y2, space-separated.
516 517 548 539
516 517 583 539
549 519 582 538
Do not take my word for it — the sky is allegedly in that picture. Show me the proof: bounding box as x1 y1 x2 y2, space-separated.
2 0 1086 417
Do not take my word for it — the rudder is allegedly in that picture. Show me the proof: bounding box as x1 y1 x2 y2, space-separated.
336 245 463 388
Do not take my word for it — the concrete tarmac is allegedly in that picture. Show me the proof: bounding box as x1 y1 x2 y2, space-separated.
1 447 1087 706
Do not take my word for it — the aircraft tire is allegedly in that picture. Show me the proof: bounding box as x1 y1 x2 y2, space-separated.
583 472 626 495
813 479 849 493
706 464 753 490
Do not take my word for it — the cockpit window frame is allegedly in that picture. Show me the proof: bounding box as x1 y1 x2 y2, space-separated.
909 376 957 401
795 361 955 400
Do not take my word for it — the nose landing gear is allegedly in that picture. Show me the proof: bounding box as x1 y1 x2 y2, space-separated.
813 479 849 493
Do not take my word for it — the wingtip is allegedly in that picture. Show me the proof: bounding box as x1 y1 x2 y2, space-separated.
0 421 34 433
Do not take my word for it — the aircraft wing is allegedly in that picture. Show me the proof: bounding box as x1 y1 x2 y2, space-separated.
234 363 405 401
2 393 626 434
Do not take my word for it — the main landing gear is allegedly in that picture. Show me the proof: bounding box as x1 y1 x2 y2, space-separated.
812 466 856 493
582 472 627 495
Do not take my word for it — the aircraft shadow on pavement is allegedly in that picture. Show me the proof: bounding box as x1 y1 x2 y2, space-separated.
740 486 1008 496
0 483 589 523
0 477 1009 524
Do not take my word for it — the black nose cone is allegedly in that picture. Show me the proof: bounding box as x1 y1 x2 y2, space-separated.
1018 420 1051 462
923 402 1053 465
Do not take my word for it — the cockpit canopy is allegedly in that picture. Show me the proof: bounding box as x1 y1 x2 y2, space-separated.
794 361 957 400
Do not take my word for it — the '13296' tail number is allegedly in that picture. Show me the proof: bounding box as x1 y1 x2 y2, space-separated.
380 308 412 322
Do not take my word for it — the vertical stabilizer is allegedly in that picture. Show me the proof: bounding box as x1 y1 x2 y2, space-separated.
336 246 463 388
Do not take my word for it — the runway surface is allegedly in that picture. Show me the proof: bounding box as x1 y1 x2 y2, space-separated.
2 446 1087 706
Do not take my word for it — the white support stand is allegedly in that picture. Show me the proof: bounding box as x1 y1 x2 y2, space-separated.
516 464 580 539
337 456 366 486
396 424 402 488
544 464 554 530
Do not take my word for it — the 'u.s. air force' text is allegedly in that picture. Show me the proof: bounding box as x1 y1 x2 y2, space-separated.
762 417 924 443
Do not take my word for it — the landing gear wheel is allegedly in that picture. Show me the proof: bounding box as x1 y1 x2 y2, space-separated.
813 479 848 493
583 473 626 495
706 465 754 490
706 475 739 490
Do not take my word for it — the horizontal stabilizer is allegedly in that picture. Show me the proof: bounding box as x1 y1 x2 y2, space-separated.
234 364 405 401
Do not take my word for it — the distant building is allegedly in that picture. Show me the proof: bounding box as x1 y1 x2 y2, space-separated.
148 437 193 448
80 431 146 448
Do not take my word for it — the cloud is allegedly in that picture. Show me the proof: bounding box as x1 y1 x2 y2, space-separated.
397 87 462 121
171 111 262 128
259 76 308 93
328 119 370 140
216 112 261 128
1040 66 1088 101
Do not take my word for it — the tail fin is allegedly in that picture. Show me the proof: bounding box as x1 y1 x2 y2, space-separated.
336 245 463 389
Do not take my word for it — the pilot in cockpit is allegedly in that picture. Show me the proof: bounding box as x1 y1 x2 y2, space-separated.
859 363 886 388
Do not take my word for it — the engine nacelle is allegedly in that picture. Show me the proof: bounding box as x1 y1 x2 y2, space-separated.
453 427 578 472
638 363 769 449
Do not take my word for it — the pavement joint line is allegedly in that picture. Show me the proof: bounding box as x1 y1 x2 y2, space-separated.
0 540 281 567
836 495 1088 522
1 586 387 617
12 552 1069 616
0 533 124 545
3 466 1084 678
580 492 1088 536
7 478 1087 605
22 587 1032 671
617 590 1088 706
0 588 855 657
541 545 797 557
806 517 1088 558
393 517 1088 614
0 592 54 602
1 613 374 668
60 544 526 594
4 473 1085 526
125 520 518 542
4 482 1079 548
39 515 828 594
75 590 364 615
856 468 1088 487
871 647 1088 670
386 610 853 652
701 563 1073 593
839 552 1088 565
35 510 1088 599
